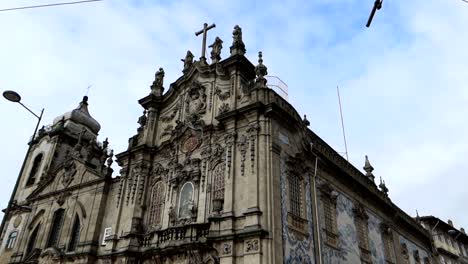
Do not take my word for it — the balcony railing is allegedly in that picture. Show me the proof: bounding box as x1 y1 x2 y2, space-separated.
142 223 210 248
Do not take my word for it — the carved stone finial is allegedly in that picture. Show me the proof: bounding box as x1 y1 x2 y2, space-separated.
303 115 310 126
363 155 375 182
230 25 246 56
101 138 108 152
107 150 114 167
379 176 389 196
209 37 223 64
181 50 194 73
254 51 268 88
151 67 165 96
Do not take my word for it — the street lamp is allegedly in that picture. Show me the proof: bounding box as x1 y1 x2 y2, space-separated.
0 90 44 240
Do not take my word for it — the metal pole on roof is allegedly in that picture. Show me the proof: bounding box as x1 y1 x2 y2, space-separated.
337 86 349 161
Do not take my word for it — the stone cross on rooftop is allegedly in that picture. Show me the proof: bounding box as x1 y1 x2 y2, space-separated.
195 23 216 64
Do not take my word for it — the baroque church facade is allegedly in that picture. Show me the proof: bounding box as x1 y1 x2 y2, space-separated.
0 25 437 264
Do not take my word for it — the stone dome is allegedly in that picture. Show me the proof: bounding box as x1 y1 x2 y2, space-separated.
53 96 101 134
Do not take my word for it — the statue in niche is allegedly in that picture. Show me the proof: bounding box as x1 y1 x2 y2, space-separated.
185 81 206 123
181 50 194 73
209 37 223 63
168 205 176 225
178 183 194 219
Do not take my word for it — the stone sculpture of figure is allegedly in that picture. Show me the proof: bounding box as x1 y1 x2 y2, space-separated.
230 25 246 56
137 110 147 131
181 50 194 73
151 68 165 96
209 37 223 63
185 82 207 123
168 205 176 225
154 68 164 87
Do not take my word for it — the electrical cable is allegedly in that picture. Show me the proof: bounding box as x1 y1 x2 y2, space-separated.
0 0 103 12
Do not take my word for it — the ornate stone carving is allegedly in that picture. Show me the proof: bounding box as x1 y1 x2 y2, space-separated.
106 150 114 168
188 250 203 264
160 101 181 123
55 191 71 206
61 160 77 187
151 68 165 96
245 239 259 252
168 205 177 226
247 123 260 172
151 163 168 183
224 133 236 178
160 125 173 139
137 110 147 132
209 37 223 64
181 50 194 74
401 243 410 263
218 103 230 115
363 155 375 182
222 243 232 255
200 144 211 190
254 51 268 88
237 135 248 177
214 87 230 101
127 163 148 205
74 127 86 158
230 25 246 56
318 183 338 204
182 136 200 154
379 176 389 196
185 81 207 124
169 158 201 186
353 203 369 220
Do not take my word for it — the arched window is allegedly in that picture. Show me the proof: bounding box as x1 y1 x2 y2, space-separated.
212 163 225 212
178 182 194 219
26 154 43 186
47 209 65 248
27 224 40 254
67 215 80 252
5 231 18 249
148 182 165 227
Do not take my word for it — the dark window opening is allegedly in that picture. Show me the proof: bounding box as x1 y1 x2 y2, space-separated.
47 209 65 248
26 224 40 254
26 154 43 186
67 215 80 252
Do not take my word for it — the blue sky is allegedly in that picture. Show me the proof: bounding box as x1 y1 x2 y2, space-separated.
0 0 467 228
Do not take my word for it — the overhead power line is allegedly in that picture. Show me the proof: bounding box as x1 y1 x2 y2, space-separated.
0 0 103 12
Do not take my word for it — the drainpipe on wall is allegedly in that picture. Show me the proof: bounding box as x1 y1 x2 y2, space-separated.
310 142 323 264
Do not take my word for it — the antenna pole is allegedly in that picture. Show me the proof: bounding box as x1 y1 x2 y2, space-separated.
337 86 349 161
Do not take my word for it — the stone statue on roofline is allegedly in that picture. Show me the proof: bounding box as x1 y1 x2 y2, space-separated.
151 67 165 96
209 37 223 64
181 50 194 74
230 25 246 56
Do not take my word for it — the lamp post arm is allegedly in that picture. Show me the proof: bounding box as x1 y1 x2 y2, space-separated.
18 102 41 119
